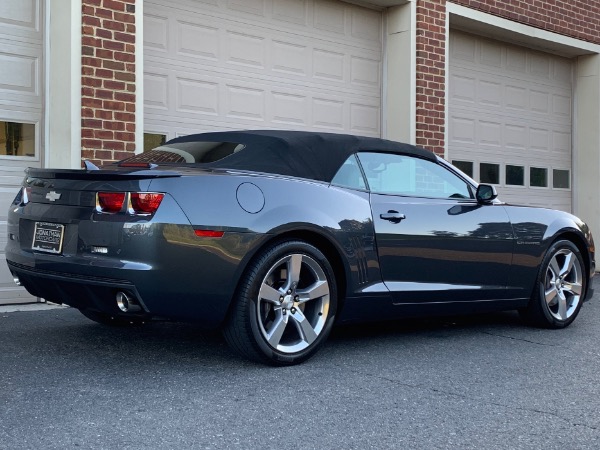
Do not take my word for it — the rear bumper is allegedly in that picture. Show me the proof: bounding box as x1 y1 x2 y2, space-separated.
7 256 235 328
8 261 147 317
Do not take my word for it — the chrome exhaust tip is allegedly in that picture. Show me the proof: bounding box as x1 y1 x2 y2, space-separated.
116 291 141 313
13 276 21 286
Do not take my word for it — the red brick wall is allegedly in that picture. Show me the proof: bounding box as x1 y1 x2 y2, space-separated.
416 0 446 155
416 0 600 156
81 0 136 166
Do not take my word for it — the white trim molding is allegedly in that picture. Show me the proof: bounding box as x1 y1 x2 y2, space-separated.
135 0 144 154
47 0 82 169
384 1 416 144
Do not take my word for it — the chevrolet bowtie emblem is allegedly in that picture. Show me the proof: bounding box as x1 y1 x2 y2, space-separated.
46 191 61 202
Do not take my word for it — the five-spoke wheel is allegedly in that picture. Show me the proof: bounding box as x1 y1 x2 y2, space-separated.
224 240 337 365
542 247 583 321
520 240 586 328
257 253 330 354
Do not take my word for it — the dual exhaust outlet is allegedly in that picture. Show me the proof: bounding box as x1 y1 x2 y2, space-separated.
116 291 142 313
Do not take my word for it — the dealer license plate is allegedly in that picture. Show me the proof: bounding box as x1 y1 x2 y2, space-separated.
32 222 65 254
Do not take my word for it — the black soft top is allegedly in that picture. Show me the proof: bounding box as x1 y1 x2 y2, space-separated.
167 130 436 183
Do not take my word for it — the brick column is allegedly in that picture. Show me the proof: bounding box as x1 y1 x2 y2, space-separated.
415 0 447 156
81 0 136 166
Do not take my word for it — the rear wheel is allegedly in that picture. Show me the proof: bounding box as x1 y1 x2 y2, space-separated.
520 240 586 328
223 240 337 365
79 308 147 327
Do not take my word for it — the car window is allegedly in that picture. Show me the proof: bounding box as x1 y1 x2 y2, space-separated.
357 152 473 199
331 155 366 190
120 141 246 164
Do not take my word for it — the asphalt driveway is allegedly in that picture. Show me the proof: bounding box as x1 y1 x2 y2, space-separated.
1 280 599 449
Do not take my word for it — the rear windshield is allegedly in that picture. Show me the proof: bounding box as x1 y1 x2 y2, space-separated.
121 141 245 164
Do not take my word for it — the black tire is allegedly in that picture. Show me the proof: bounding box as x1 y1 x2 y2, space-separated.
520 239 586 328
223 240 338 365
79 308 147 327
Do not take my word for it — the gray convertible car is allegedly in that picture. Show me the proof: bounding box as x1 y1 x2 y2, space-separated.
5 130 596 365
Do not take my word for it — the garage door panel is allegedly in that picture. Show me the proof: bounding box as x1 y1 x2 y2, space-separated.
146 1 382 50
451 33 569 85
0 42 42 107
146 72 380 135
146 57 379 101
350 102 379 135
273 0 308 27
144 11 380 93
450 73 571 124
271 91 309 126
228 0 267 17
272 40 309 76
0 0 42 42
145 0 382 139
450 37 573 214
350 7 381 42
450 109 571 154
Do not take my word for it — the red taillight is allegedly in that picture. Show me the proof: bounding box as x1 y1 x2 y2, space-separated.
97 192 126 213
96 192 164 215
130 192 164 215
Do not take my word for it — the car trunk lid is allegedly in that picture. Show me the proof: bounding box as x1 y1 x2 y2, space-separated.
22 167 182 207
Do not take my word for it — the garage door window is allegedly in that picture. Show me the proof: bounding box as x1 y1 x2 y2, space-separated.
506 165 525 186
480 163 499 184
553 169 570 189
452 160 473 178
530 167 548 188
0 121 35 157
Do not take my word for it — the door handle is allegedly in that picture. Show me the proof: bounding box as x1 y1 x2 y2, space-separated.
379 211 406 223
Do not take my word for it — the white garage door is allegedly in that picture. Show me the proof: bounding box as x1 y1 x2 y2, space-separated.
0 0 44 304
448 31 573 212
143 0 382 143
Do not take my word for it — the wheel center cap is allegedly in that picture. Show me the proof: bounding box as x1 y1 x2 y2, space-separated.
282 294 294 310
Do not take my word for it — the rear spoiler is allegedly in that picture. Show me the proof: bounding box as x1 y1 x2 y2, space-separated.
24 167 182 181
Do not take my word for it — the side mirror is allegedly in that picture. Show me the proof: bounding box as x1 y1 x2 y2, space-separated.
476 184 498 204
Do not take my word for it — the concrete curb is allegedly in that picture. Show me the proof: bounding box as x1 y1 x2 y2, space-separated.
0 303 68 313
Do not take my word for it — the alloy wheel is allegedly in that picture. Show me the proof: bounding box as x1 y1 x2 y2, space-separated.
256 253 330 353
543 248 583 321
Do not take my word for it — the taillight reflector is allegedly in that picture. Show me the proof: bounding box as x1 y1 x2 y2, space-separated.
194 230 224 238
97 192 126 213
130 193 164 214
17 187 31 205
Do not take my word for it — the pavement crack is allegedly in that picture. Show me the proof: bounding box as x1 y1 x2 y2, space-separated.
478 330 558 346
342 366 598 432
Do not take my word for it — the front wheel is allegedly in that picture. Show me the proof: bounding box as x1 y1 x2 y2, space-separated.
520 240 586 328
223 240 338 365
